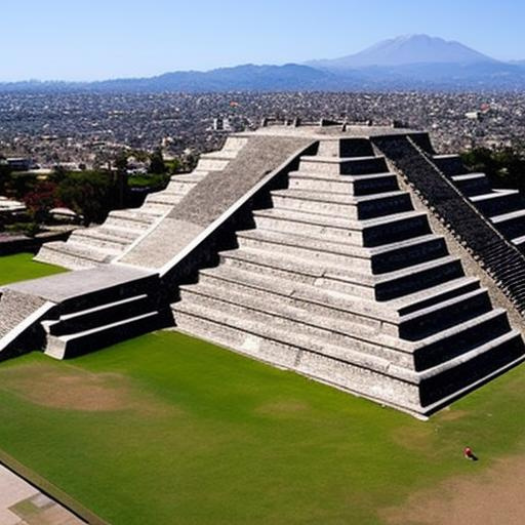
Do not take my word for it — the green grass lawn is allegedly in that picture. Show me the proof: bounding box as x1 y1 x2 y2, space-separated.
0 331 524 525
0 252 66 286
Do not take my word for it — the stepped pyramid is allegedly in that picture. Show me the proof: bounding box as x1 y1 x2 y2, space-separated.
1 123 524 417
171 132 525 416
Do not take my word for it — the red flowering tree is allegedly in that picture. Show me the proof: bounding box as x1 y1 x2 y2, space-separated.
23 181 61 224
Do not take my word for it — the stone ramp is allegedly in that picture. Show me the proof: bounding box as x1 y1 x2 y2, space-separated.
171 136 525 416
116 135 314 271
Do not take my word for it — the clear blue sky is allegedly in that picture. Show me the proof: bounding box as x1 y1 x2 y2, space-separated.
2 0 523 81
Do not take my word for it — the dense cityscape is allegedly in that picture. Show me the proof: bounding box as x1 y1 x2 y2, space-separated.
1 91 525 169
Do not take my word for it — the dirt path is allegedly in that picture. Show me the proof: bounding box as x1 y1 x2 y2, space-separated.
382 455 525 525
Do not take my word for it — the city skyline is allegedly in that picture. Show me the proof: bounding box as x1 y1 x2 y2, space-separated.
2 0 525 81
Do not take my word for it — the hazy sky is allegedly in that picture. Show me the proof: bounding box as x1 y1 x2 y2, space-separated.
2 0 523 81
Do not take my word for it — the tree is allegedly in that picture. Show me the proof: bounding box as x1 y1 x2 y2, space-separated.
166 158 181 174
0 158 12 194
23 181 61 224
149 148 167 174
57 171 115 225
462 146 525 194
113 151 129 209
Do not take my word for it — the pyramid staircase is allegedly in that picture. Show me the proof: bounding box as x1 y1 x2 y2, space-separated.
35 137 248 271
433 154 525 249
172 138 525 416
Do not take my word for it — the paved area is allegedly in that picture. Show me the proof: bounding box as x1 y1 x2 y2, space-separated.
0 464 84 524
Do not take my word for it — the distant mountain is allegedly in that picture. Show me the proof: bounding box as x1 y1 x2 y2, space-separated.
90 63 346 92
0 64 350 93
2 35 525 93
308 35 496 70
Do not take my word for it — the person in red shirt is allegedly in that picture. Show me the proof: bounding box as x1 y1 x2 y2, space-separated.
464 447 478 461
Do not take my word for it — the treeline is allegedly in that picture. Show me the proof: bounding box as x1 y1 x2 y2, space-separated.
0 148 192 235
461 147 525 194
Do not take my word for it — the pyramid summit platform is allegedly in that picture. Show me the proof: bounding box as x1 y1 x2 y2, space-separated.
2 120 525 417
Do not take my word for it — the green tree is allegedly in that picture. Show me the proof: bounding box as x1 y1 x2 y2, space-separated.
462 146 525 193
57 171 115 225
149 148 167 174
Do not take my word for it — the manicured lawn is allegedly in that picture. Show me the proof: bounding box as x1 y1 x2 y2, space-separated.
0 252 66 286
0 331 524 524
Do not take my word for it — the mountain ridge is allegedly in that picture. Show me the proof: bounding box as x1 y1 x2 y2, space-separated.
1 35 525 92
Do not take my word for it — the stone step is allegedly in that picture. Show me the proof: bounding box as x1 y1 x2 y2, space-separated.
413 309 512 371
52 270 161 316
165 180 199 194
491 208 525 239
173 304 429 411
399 288 492 340
95 225 142 242
418 331 524 408
45 310 166 360
34 241 112 270
195 158 229 171
105 209 160 231
200 151 239 161
470 190 522 217
451 173 490 196
179 279 514 373
328 254 465 302
433 154 465 176
391 276 480 315
220 248 464 301
173 300 524 414
198 266 395 331
193 263 488 346
67 229 130 253
174 296 417 377
316 138 375 158
512 234 525 246
271 188 411 219
42 294 152 336
172 171 207 181
299 155 388 175
288 172 399 196
222 136 249 151
144 192 183 206
139 202 173 215
102 216 152 232
198 266 482 338
253 207 430 246
237 229 448 275
178 283 411 365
